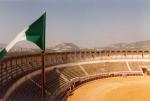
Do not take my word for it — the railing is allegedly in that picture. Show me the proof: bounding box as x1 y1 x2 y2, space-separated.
56 72 143 101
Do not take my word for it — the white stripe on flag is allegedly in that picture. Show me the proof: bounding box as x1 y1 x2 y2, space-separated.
6 28 28 52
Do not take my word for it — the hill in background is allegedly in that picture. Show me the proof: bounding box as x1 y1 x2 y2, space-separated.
1 40 150 52
98 40 150 50
0 43 23 51
49 43 80 52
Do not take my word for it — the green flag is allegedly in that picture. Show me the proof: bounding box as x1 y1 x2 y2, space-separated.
0 12 46 60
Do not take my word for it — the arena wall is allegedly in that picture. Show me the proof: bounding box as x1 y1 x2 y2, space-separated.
1 50 150 101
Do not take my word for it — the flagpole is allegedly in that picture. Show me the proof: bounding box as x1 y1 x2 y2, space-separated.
41 50 45 101
41 12 46 101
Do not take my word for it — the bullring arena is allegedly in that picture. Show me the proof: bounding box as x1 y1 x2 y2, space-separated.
68 76 150 101
1 50 150 101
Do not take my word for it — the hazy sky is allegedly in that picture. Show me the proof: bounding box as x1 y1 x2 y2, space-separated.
0 0 150 48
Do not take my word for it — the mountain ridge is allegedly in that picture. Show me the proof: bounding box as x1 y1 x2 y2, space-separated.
1 40 150 52
99 40 150 50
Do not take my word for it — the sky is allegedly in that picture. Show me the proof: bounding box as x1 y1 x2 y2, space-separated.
0 0 150 48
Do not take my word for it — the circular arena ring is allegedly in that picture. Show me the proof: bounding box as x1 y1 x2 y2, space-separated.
68 76 150 101
1 50 150 101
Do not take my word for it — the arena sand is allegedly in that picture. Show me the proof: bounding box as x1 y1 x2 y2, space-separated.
67 76 150 101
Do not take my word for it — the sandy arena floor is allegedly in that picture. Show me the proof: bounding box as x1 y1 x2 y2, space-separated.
67 76 150 101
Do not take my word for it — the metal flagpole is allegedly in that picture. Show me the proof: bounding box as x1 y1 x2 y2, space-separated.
41 50 45 101
41 12 46 101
